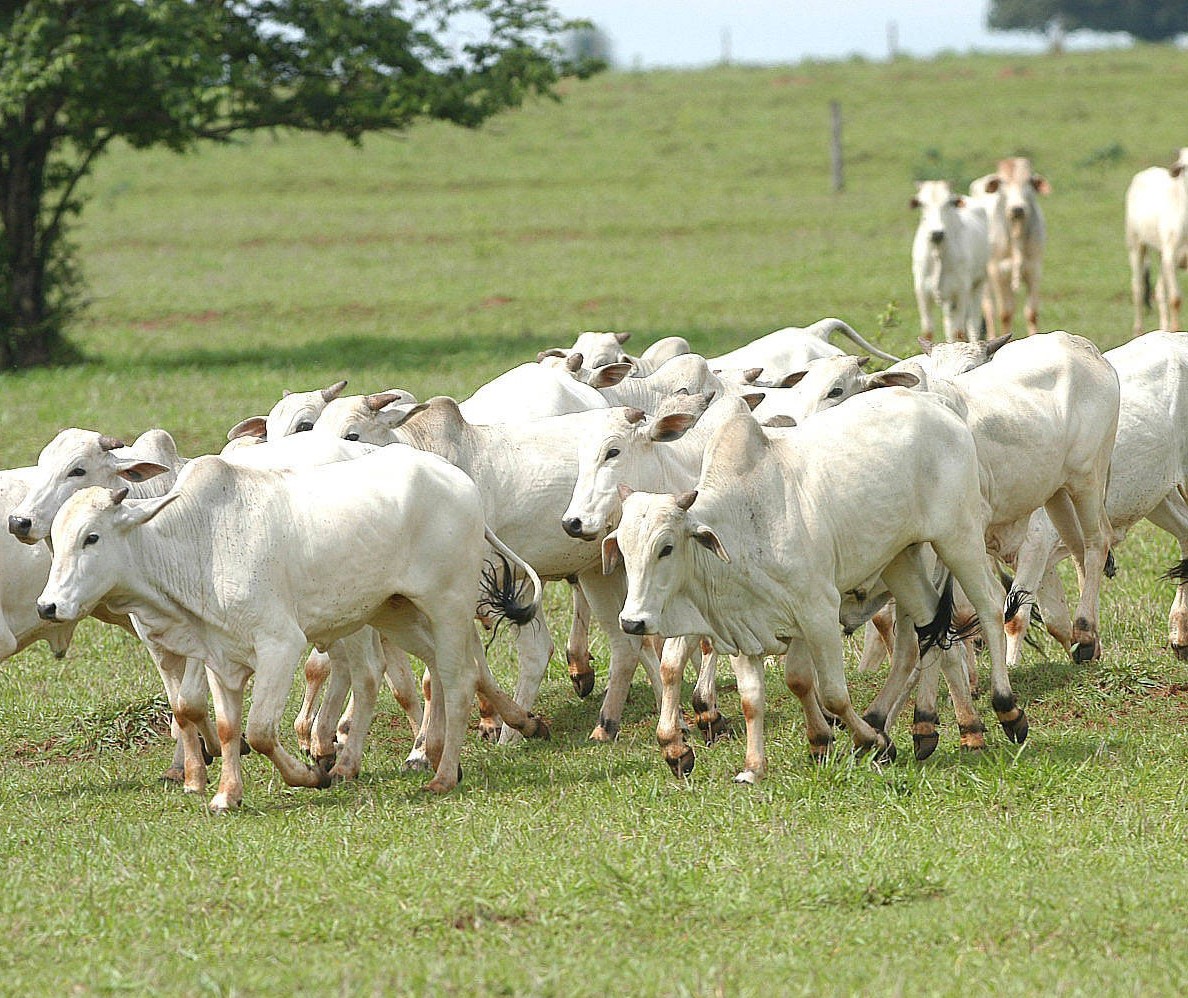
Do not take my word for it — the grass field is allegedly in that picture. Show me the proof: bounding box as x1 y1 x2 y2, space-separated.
3 45 1188 996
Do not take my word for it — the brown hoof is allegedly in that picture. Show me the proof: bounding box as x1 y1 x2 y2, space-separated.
160 767 185 785
477 720 500 742
526 715 551 740
1001 708 1029 744
570 670 596 699
665 745 695 778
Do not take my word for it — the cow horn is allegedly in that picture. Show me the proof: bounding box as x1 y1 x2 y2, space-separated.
566 353 584 373
743 367 764 384
98 435 126 452
675 490 698 510
624 407 646 424
614 331 631 344
365 392 402 412
110 487 129 505
322 379 348 402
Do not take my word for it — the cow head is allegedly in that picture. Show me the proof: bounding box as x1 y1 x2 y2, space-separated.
9 429 173 544
996 157 1050 228
911 180 963 245
37 486 179 623
312 390 423 445
264 379 348 439
758 356 919 424
606 487 728 637
1171 148 1188 179
562 393 714 540
926 334 1013 380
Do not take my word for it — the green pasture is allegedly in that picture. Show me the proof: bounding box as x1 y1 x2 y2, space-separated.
3 46 1188 995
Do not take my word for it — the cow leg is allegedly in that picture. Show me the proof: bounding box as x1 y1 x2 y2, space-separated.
1005 510 1062 668
582 570 657 741
862 592 922 744
498 618 555 745
656 635 699 777
856 605 895 673
915 283 935 343
1034 564 1073 653
421 619 479 794
244 634 333 794
310 649 350 763
474 629 550 743
692 638 729 742
1159 248 1181 332
942 294 962 342
404 667 434 771
327 630 384 783
377 635 423 739
730 653 769 784
294 649 331 753
207 669 249 813
1045 486 1109 663
934 643 985 751
1023 260 1042 336
1128 243 1148 337
783 640 834 763
1144 494 1188 657
154 649 208 793
566 579 596 698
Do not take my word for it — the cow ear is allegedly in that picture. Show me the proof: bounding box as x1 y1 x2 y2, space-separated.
778 370 808 389
376 401 430 430
614 331 632 344
762 414 796 428
1171 162 1185 178
601 532 622 575
1032 174 1051 195
589 362 633 389
856 355 870 369
953 195 966 208
917 337 934 356
692 525 730 563
741 392 765 411
865 371 919 390
566 352 585 373
649 411 699 442
112 458 171 483
909 196 922 209
985 333 1013 356
617 483 635 502
115 490 180 527
226 416 267 443
537 348 567 362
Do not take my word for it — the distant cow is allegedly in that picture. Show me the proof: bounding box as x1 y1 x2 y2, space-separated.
910 180 990 343
1126 147 1188 334
971 158 1050 337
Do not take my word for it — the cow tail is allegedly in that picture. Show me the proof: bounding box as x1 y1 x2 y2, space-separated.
914 572 980 657
479 528 543 629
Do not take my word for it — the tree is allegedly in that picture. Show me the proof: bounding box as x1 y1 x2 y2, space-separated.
988 0 1188 45
0 1 592 369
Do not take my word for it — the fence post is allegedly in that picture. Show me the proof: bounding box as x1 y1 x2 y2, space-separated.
830 101 844 193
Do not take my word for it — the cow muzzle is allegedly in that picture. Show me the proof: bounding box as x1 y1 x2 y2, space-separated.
562 516 599 541
928 230 944 245
1009 205 1026 221
8 514 32 540
620 616 651 635
37 601 58 622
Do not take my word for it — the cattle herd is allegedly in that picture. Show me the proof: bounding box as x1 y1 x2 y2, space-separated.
3 149 1187 813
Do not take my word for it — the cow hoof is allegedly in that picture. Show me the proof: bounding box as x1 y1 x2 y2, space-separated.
732 769 759 785
570 671 596 699
1001 708 1029 745
589 716 619 742
913 731 939 762
697 711 732 744
422 778 452 794
874 736 897 764
477 720 500 742
665 746 695 779
161 767 185 785
403 753 431 772
314 754 336 777
208 794 238 814
1070 641 1097 664
525 715 551 740
1172 643 1188 662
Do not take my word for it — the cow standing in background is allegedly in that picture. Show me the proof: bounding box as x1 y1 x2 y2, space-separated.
910 180 990 343
1126 147 1188 335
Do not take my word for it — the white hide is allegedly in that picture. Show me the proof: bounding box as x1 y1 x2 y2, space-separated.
1126 148 1188 335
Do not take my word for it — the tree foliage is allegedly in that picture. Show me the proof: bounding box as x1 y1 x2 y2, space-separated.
988 0 1188 43
0 0 590 368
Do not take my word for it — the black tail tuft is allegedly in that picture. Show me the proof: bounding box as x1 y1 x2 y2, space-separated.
1004 587 1035 623
1143 265 1152 310
1161 557 1188 585
914 574 979 657
477 552 537 645
1104 549 1117 579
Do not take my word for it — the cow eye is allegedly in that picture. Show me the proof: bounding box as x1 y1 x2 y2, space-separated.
345 432 360 442
83 533 99 547
605 447 620 460
296 421 314 433
67 467 85 478
827 386 844 399
658 543 673 559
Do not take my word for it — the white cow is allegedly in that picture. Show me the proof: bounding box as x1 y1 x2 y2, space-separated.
604 392 1021 783
1126 148 1188 335
37 445 548 812
1004 331 1188 666
910 180 991 343
708 318 900 385
538 331 691 377
313 393 667 744
972 159 1050 337
460 364 618 423
225 379 352 445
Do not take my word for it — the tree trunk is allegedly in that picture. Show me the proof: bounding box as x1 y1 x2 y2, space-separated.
0 137 59 369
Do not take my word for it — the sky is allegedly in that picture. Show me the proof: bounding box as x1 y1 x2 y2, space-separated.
546 0 1137 68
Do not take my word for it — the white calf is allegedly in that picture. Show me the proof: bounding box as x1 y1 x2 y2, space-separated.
1127 148 1188 335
